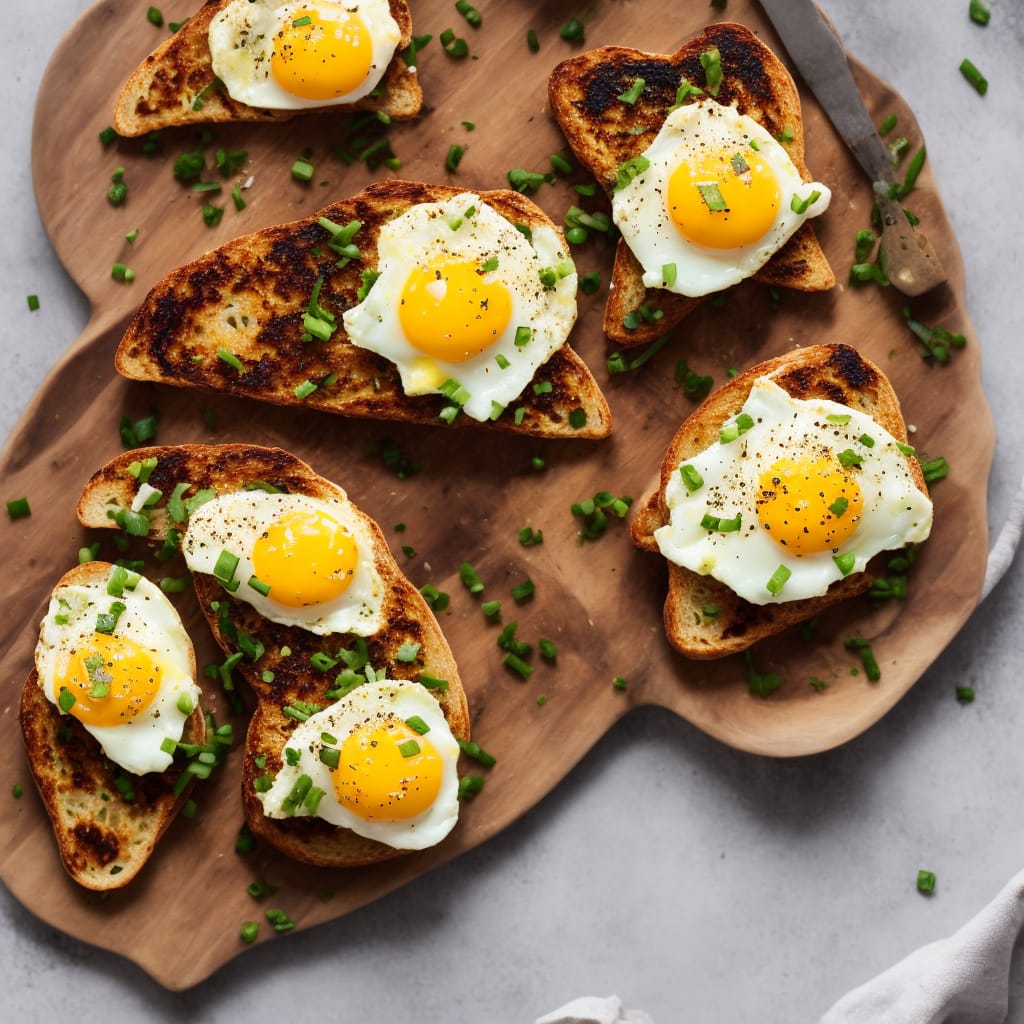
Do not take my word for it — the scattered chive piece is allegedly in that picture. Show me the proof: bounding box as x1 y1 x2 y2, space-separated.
697 182 728 212
99 125 118 146
612 676 628 691
617 77 646 105
294 379 318 400
146 6 163 26
265 909 295 933
879 113 898 136
458 775 485 800
458 739 496 767
719 412 754 443
569 408 587 430
213 548 239 585
960 58 988 94
920 456 949 484
744 650 782 697
202 203 224 227
12 784 23 799
527 28 540 52
845 636 881 682
440 27 469 57
398 739 421 758
511 578 535 604
956 685 975 703
460 562 485 594
292 13 312 27
217 347 244 373
559 18 585 43
455 1 481 28
549 153 574 176
790 190 822 214
445 144 465 173
419 583 450 612
969 0 990 25
6 497 30 520
679 465 704 492
481 599 501 618
829 496 850 518
504 652 534 679
291 158 314 181
766 564 792 596
26 294 40 311
519 526 543 547
58 688 76 713
111 262 135 282
614 155 650 191
837 449 862 468
917 870 937 894
240 921 259 944
699 47 723 95
539 638 557 662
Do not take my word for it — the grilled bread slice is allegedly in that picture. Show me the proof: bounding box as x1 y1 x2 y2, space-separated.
115 180 612 439
548 21 835 346
20 561 206 891
113 0 421 136
77 444 470 867
631 345 929 659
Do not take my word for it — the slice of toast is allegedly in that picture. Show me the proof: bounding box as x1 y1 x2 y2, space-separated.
77 443 470 867
547 22 835 346
113 0 421 136
20 562 206 891
115 179 612 439
631 345 928 659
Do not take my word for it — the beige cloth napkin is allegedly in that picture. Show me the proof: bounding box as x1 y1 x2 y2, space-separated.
539 475 1024 1024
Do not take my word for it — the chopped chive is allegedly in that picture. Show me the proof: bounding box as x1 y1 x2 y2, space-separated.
617 77 646 105
458 775 485 800
959 58 988 94
766 564 792 596
292 13 312 27
719 412 754 443
405 715 430 735
845 636 881 682
879 113 898 136
956 685 975 703
481 599 501 618
826 413 852 425
319 746 341 769
6 497 30 520
58 688 76 713
460 562 485 594
679 465 704 492
419 583 450 612
837 449 862 468
504 652 534 679
111 262 135 282
526 28 539 52
917 870 937 894
549 153 574 176
614 155 650 191
95 601 127 635
969 0 990 25
559 18 585 43
458 739 496 767
613 676 628 691
398 739 421 758
700 512 742 533
291 158 315 181
419 673 449 692
213 549 239 585
697 182 728 212
445 144 465 173
699 46 723 95
216 347 244 372
248 575 271 597
790 190 822 214
569 408 587 429
829 496 849 518
202 203 224 227
519 526 543 547
920 456 949 484
294 379 318 400
440 27 469 57
26 294 40 311
661 263 677 288
455 1 482 28
539 638 557 662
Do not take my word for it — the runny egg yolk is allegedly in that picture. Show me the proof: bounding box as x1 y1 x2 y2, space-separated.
333 718 443 821
755 454 863 554
667 147 780 249
252 508 359 608
53 632 163 728
271 6 372 101
398 257 513 363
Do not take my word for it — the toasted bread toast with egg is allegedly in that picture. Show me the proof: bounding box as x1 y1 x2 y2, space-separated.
631 345 928 659
19 561 206 891
115 180 611 439
548 22 835 346
77 444 470 866
113 0 421 136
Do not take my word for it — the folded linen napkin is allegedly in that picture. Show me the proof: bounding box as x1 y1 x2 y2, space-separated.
535 994 653 1024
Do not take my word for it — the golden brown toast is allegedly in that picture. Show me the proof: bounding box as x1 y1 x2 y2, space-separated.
547 21 835 346
115 180 612 440
77 444 470 867
631 345 928 659
20 561 206 891
113 0 421 136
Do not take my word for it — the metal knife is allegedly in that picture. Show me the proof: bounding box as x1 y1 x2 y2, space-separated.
758 0 946 296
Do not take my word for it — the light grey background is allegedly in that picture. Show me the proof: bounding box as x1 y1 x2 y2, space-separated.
3 1 1021 1020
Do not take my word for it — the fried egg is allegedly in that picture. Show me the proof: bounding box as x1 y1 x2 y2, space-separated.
259 679 461 850
181 490 385 636
209 0 402 110
612 101 831 297
35 564 201 776
342 194 578 423
653 377 933 605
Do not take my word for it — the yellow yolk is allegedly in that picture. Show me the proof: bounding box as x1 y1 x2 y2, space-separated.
667 148 780 249
398 258 513 363
333 718 443 821
755 454 863 554
252 508 359 608
53 632 163 729
271 7 372 101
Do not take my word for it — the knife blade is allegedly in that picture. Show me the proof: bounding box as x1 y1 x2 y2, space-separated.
758 0 946 296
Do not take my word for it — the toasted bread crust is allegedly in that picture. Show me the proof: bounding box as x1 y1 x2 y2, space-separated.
631 345 928 659
20 562 205 890
113 0 421 136
115 180 611 440
77 444 470 866
547 22 835 346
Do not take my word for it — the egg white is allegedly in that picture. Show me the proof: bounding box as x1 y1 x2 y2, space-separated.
209 0 402 110
612 100 831 298
35 567 201 776
259 679 461 850
342 193 578 423
653 377 933 605
181 490 385 636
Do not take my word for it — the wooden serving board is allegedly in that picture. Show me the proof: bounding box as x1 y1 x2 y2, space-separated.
0 0 992 989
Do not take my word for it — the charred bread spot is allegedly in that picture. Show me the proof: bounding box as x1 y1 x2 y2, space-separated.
72 824 120 867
